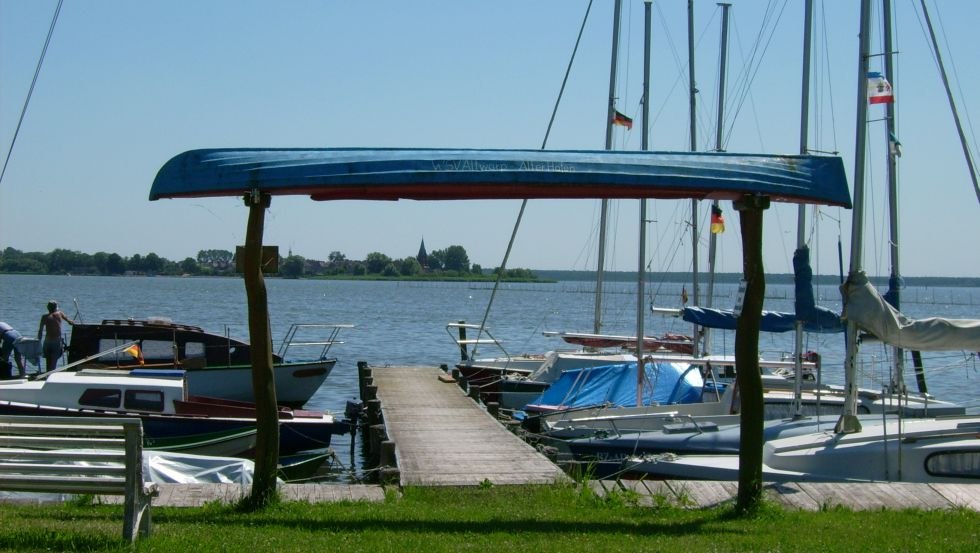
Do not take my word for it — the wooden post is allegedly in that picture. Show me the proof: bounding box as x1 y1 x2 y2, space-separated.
357 362 371 398
380 440 397 467
486 401 500 419
242 190 279 509
363 382 377 402
367 424 386 468
734 194 768 514
366 398 382 426
457 320 469 361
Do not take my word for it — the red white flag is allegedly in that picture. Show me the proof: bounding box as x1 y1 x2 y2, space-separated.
868 72 894 104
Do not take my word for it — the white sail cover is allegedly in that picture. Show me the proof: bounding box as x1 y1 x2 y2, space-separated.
841 271 980 351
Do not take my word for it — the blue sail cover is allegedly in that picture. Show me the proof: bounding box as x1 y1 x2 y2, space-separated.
150 148 852 207
522 361 704 412
680 246 844 334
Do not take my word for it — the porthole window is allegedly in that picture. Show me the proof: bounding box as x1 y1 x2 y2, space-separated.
925 450 980 479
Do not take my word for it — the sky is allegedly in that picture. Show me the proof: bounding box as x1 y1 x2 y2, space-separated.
1 0 978 278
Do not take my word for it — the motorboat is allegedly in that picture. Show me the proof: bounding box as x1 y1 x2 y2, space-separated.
65 318 352 407
0 358 350 457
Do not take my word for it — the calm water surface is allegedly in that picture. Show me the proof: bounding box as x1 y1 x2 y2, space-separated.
2 274 977 478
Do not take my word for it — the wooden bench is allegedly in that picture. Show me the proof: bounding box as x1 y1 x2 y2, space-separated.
0 415 158 544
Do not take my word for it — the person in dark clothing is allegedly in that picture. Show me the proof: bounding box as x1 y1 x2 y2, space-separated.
0 321 26 378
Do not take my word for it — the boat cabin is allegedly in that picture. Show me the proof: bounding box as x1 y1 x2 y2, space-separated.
66 318 282 369
0 369 188 415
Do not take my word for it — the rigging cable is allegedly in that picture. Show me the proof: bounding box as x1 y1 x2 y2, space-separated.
930 1 980 173
722 0 788 150
471 0 594 356
914 0 980 205
0 0 64 187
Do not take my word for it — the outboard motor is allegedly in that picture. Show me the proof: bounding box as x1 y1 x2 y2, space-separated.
344 398 364 437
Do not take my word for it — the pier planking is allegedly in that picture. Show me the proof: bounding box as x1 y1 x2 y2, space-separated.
368 365 569 486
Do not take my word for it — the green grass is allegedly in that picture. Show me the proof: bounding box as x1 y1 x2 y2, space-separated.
0 485 977 552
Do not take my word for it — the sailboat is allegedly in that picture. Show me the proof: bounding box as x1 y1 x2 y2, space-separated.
602 0 980 483
449 0 689 407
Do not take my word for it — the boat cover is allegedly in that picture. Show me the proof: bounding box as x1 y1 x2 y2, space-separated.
679 246 844 333
523 361 704 412
150 148 852 207
842 271 980 351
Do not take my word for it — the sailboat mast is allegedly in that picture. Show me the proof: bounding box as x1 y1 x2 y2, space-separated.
704 2 731 356
919 0 980 205
688 0 702 357
595 0 623 335
882 0 906 394
637 0 653 407
837 0 873 435
792 0 815 418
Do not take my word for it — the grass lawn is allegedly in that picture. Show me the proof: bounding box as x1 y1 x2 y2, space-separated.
0 484 976 552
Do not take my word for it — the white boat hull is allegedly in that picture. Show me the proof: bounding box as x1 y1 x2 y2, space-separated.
183 359 334 407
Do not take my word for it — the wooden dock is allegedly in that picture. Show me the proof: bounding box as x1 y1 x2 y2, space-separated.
364 365 568 486
85 480 974 511
589 479 980 511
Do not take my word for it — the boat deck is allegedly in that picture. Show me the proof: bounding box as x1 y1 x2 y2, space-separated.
367 365 568 486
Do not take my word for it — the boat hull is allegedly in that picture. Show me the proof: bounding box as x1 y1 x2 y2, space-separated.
182 359 335 407
0 400 342 457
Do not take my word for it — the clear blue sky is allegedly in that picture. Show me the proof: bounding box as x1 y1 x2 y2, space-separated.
1 1 978 277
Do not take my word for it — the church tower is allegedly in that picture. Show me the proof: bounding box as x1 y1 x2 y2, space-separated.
416 237 428 270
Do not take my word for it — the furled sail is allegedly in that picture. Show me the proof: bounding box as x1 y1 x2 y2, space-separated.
679 246 844 334
841 271 980 351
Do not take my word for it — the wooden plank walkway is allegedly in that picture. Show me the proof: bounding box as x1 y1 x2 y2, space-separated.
370 365 569 486
587 480 980 511
67 480 973 509
153 483 386 507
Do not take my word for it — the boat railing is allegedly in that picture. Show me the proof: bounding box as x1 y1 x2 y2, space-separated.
445 322 513 363
277 324 354 361
32 340 142 381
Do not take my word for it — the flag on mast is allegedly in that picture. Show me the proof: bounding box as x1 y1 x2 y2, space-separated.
868 72 894 104
612 110 633 130
123 344 144 365
710 205 726 234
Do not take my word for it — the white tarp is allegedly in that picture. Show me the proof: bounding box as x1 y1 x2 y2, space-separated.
841 271 980 351
143 450 254 484
0 449 257 503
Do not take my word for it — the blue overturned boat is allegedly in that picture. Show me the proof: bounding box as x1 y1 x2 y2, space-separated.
150 148 851 207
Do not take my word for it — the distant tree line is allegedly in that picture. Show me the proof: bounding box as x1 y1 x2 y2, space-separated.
0 245 539 281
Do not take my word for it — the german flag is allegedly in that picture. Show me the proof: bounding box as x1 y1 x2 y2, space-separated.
710 205 725 234
123 344 144 365
612 110 633 130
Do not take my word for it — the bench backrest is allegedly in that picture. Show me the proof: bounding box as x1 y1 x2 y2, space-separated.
0 414 155 543
0 415 144 495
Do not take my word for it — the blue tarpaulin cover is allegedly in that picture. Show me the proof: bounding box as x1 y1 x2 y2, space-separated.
150 148 852 207
522 361 704 412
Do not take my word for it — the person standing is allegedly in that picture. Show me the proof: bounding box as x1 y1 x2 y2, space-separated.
0 322 26 378
38 301 74 372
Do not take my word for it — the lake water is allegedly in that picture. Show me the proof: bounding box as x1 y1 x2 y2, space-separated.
1 274 977 479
